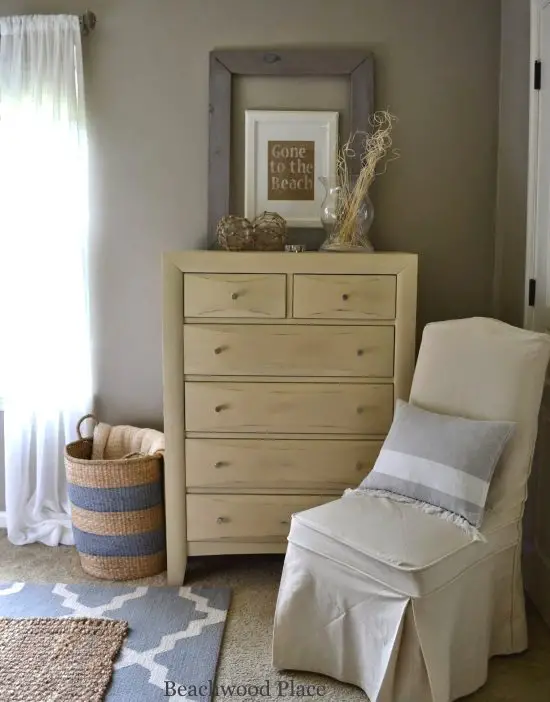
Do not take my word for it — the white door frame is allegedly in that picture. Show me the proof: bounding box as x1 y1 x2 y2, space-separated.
525 2 550 629
526 0 549 329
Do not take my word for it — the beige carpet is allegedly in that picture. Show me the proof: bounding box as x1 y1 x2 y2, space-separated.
0 535 548 701
0 616 127 702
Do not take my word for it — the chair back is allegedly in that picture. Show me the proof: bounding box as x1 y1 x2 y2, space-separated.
410 318 550 517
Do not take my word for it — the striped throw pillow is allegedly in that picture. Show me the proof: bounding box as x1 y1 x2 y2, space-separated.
360 400 515 527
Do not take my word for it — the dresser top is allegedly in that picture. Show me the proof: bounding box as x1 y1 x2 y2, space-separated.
164 251 418 275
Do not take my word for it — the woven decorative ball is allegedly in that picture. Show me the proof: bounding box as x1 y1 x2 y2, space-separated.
216 214 255 251
217 211 287 251
253 211 288 251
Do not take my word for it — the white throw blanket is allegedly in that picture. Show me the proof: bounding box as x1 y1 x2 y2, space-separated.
91 422 165 460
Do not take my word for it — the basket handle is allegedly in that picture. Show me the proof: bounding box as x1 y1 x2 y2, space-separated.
77 414 97 441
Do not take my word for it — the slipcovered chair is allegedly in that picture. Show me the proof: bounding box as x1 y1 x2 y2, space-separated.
272 318 550 702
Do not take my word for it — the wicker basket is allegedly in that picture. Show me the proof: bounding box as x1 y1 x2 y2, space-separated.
64 415 166 581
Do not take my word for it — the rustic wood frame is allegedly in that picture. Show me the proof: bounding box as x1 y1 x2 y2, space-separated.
208 49 375 245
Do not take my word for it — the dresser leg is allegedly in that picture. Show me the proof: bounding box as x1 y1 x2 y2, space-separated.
166 555 187 586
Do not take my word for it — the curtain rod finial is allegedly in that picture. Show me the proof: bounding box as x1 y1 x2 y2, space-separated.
80 10 97 36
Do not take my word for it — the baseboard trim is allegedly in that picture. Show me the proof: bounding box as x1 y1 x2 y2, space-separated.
0 512 6 529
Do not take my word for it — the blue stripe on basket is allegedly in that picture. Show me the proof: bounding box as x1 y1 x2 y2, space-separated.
68 483 162 513
72 527 166 557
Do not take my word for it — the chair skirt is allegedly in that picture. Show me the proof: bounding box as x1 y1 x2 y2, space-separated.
272 538 527 702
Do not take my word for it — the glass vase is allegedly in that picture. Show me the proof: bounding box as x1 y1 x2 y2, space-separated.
319 176 375 252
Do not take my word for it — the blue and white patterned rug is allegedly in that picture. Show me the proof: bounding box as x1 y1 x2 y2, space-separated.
0 582 231 701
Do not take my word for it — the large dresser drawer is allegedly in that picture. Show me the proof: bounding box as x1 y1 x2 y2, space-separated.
184 324 395 377
293 274 396 320
184 273 286 318
185 381 394 434
186 494 333 541
186 438 382 490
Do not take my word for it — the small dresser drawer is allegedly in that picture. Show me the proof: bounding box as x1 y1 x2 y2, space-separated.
184 324 395 377
186 494 333 541
185 382 394 435
293 274 396 320
184 273 286 318
186 438 382 490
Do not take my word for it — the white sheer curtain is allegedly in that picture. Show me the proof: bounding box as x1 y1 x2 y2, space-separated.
0 15 92 546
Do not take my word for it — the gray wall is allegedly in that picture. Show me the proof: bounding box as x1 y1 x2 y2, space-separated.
494 0 531 326
0 0 502 431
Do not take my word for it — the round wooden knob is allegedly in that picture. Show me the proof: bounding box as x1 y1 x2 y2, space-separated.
342 293 349 301
217 516 229 524
356 406 364 415
357 349 364 357
215 404 227 413
231 292 239 300
214 347 223 355
214 461 225 469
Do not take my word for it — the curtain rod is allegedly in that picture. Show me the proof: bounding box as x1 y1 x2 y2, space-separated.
0 11 96 38
80 10 96 36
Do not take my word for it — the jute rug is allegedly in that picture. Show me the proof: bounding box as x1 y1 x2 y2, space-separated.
0 617 128 701
0 582 231 701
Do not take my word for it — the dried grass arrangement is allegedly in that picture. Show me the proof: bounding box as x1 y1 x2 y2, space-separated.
323 110 398 250
217 211 287 251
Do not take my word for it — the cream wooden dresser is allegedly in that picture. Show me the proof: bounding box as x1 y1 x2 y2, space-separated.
163 251 417 584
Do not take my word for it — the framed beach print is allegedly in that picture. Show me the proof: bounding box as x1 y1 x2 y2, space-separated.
244 110 339 228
